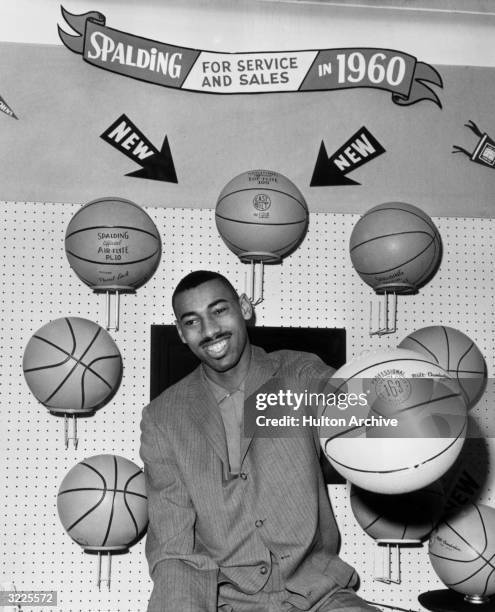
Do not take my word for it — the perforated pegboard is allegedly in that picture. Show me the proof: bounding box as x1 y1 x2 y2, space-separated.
0 201 493 612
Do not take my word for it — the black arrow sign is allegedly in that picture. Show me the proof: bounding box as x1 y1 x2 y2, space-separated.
0 94 18 119
310 126 385 187
101 113 177 183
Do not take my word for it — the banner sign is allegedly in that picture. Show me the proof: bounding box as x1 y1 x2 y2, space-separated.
58 7 443 107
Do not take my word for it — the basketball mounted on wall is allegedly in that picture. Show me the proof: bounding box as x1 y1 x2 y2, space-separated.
350 480 446 584
428 503 495 604
349 202 442 336
350 481 446 543
23 317 122 448
350 201 442 294
398 326 487 410
216 169 308 263
57 454 148 589
65 197 162 330
215 169 309 304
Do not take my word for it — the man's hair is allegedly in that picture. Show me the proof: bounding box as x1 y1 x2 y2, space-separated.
172 270 239 311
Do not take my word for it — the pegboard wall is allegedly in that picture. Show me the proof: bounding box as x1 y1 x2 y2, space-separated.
0 200 493 612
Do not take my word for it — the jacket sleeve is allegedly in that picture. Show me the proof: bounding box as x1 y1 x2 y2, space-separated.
140 402 218 612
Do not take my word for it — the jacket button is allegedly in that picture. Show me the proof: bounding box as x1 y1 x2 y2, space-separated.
240 472 247 480
255 519 264 528
260 565 268 575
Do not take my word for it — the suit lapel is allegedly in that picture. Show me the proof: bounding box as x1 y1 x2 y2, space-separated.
185 367 230 476
241 346 280 465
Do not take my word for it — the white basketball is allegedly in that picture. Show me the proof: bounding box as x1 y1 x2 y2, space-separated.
320 348 467 494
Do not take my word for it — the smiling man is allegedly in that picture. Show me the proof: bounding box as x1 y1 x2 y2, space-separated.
140 270 377 612
173 272 252 388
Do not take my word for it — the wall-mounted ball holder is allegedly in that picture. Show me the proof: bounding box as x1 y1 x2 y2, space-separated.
23 317 123 448
65 197 162 331
57 454 148 590
215 169 309 307
350 202 442 337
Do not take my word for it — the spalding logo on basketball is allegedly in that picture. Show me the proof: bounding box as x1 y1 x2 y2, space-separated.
215 169 309 263
349 202 442 294
399 326 487 410
350 481 446 543
23 317 122 413
57 454 148 551
320 348 467 495
65 197 162 292
429 503 495 601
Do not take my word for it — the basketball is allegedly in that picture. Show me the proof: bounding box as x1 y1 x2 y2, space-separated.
429 503 495 601
65 197 162 292
215 169 308 262
350 481 446 542
57 454 148 551
398 326 487 410
23 317 122 413
349 202 442 294
320 348 467 494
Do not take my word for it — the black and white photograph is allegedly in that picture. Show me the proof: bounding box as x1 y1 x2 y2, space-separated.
0 1 494 611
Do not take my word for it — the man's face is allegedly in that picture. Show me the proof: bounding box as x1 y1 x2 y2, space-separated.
174 279 252 374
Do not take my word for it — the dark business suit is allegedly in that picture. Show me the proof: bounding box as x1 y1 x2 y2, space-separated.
140 346 369 611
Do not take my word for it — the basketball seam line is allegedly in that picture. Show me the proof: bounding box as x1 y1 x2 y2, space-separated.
363 515 382 530
352 235 437 276
215 213 307 226
444 327 470 403
371 390 463 417
102 456 119 547
443 327 451 371
66 225 160 240
44 318 82 404
355 237 435 276
66 248 160 266
24 352 72 373
444 506 492 564
31 343 120 404
220 234 302 256
58 487 146 499
429 548 495 596
123 469 146 538
350 230 435 253
402 337 439 365
438 563 495 591
63 463 107 533
429 550 494 566
456 342 474 399
47 323 101 407
412 237 440 286
85 354 122 385
360 206 440 237
448 369 486 374
324 417 467 474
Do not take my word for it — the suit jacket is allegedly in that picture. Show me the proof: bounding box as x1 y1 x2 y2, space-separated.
140 346 358 612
